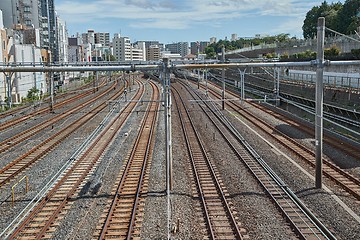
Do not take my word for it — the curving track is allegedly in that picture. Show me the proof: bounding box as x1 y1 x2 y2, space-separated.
0 80 119 154
0 79 126 189
0 78 106 132
6 79 145 240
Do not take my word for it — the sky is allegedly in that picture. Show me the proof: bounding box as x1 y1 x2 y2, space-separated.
55 0 345 44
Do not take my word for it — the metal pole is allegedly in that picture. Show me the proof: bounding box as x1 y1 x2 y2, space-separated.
222 47 225 110
163 58 172 239
276 67 280 106
197 69 200 89
315 17 325 189
163 58 172 191
238 69 246 102
50 72 54 113
6 73 13 108
205 70 208 97
96 71 99 91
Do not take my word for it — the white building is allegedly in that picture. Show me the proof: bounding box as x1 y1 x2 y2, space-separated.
112 34 145 62
0 18 7 105
131 42 146 61
113 34 131 61
5 37 46 103
56 16 68 63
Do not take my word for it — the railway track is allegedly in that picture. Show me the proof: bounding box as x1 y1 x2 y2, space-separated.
197 80 360 201
0 77 108 132
0 79 127 189
95 80 159 239
207 75 360 160
4 79 145 240
175 81 336 240
0 81 120 154
172 85 244 239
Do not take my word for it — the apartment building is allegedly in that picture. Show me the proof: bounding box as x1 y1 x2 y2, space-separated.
165 42 189 57
146 45 160 61
190 41 210 55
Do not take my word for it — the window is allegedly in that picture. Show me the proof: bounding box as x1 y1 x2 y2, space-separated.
24 6 31 13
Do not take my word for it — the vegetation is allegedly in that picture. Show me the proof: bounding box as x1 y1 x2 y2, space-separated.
102 54 117 61
205 34 292 58
23 87 40 103
279 46 340 60
205 0 359 59
303 0 360 38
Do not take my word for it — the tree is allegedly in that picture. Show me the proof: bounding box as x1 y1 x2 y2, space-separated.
337 0 360 34
205 46 216 59
303 1 342 39
26 87 40 102
303 5 322 39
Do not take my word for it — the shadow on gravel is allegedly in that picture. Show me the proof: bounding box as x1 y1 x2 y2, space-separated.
294 187 349 198
274 124 309 140
228 192 267 198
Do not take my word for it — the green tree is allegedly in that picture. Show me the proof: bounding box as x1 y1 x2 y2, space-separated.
337 0 360 34
205 46 216 59
26 87 40 102
303 1 342 39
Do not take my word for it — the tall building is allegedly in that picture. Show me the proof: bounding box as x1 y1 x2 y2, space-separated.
113 34 131 61
112 34 145 62
56 16 68 63
231 34 238 41
68 37 82 62
146 45 160 61
95 32 110 47
0 0 41 29
165 42 188 57
210 37 217 44
190 41 210 55
41 0 57 61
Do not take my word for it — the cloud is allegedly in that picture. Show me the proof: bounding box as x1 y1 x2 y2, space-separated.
56 0 315 32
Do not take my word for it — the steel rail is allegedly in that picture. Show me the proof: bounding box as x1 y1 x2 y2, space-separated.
178 80 336 239
172 85 243 239
0 80 119 154
202 83 360 200
7 79 145 240
98 80 159 239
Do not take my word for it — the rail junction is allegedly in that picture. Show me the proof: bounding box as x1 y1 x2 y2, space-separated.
0 19 360 239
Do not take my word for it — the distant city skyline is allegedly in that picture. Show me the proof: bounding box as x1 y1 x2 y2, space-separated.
56 0 345 43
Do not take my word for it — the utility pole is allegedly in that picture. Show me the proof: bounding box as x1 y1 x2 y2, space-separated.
238 69 246 102
163 58 172 191
221 47 225 110
6 73 13 109
315 17 325 189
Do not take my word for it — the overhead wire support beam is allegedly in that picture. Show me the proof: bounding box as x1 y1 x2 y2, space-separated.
315 17 325 189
